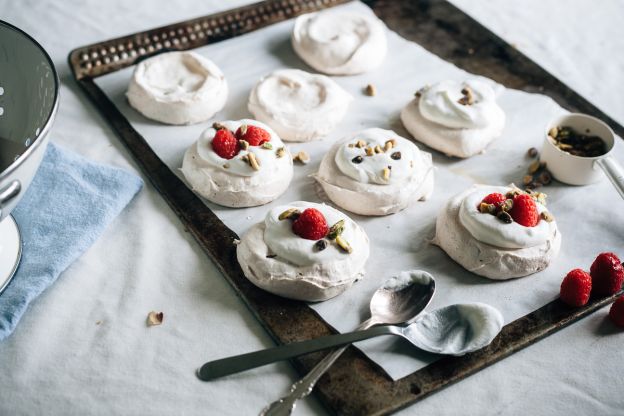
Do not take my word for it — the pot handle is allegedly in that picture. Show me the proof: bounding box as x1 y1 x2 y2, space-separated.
0 180 21 209
595 156 624 200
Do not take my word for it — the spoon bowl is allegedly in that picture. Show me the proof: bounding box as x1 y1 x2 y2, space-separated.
369 270 436 325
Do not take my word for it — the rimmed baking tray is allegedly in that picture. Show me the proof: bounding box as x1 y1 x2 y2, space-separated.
68 1 624 414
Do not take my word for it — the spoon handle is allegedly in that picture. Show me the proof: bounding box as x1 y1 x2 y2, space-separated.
198 323 394 381
260 320 389 416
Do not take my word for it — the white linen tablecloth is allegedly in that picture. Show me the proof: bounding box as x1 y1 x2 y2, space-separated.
0 1 622 415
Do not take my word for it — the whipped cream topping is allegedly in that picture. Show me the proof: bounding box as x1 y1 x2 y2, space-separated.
458 186 556 249
264 201 367 267
292 10 387 75
248 69 352 141
127 51 228 124
418 79 504 129
195 119 286 177
334 128 427 185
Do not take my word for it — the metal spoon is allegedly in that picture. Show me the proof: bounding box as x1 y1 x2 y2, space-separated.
198 271 435 414
198 301 502 382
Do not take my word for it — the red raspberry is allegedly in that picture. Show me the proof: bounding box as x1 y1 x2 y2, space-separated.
211 129 240 159
590 252 624 296
236 125 271 146
292 208 329 240
560 269 592 307
509 194 539 227
481 193 506 209
609 296 624 327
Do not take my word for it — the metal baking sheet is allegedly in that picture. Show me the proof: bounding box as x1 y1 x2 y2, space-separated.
68 1 624 414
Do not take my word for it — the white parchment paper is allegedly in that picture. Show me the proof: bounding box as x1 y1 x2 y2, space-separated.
95 1 624 380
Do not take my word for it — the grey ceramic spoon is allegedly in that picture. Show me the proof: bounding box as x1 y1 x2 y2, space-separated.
198 271 435 415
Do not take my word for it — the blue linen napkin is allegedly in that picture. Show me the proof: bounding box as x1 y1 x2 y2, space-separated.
0 143 143 341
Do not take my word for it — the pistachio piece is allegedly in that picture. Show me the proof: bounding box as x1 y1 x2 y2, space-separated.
527 147 539 158
540 211 554 222
501 199 513 212
528 160 541 174
279 208 301 221
497 211 513 224
478 202 496 214
262 142 273 150
365 146 374 156
327 219 345 240
523 175 533 185
335 235 353 254
374 145 383 154
212 122 227 130
239 139 250 150
239 124 248 135
539 171 552 185
276 147 286 158
313 239 328 251
223 163 230 169
382 167 391 181
364 84 376 96
293 151 310 164
384 140 395 152
458 86 474 105
146 311 164 327
355 139 367 148
247 152 260 170
548 126 558 138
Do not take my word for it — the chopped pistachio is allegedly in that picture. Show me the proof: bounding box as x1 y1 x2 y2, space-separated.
279 208 301 221
327 220 345 240
335 235 353 254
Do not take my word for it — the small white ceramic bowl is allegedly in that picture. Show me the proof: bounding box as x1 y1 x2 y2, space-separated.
541 113 624 199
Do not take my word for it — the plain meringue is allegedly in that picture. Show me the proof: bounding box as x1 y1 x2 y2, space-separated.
314 128 434 216
237 201 370 301
181 119 293 207
127 51 228 125
433 185 561 279
401 79 505 158
248 69 352 142
292 10 387 75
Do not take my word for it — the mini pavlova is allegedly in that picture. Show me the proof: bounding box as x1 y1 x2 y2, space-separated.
401 79 505 158
181 119 293 207
434 185 561 279
237 201 370 301
314 128 434 216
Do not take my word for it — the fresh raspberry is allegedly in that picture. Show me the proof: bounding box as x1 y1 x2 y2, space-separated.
590 252 624 296
509 194 539 227
560 269 592 307
609 296 624 327
292 208 329 240
211 129 240 159
481 193 506 209
236 125 271 146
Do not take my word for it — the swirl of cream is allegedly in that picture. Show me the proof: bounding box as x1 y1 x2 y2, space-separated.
248 69 352 142
334 129 424 185
264 202 369 267
418 79 504 129
292 10 387 75
458 186 556 249
127 51 228 125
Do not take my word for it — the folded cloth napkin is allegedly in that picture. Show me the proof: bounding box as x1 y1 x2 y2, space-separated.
0 143 142 341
